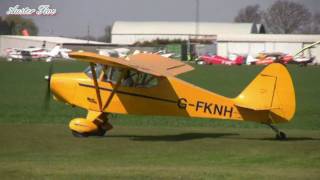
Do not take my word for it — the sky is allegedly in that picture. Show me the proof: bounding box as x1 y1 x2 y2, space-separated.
0 0 319 38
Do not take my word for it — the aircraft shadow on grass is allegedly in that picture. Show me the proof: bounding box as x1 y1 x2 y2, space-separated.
108 132 239 141
107 133 320 142
258 137 320 141
235 137 320 141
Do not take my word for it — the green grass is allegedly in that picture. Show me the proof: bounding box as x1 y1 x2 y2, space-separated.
0 124 319 179
0 61 320 179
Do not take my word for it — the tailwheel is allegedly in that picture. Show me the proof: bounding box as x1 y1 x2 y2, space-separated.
265 123 287 141
276 131 287 140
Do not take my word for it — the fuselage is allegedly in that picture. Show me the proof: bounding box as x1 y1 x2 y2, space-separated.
50 69 279 124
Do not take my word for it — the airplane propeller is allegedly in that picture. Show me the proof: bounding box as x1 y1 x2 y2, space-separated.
43 62 53 110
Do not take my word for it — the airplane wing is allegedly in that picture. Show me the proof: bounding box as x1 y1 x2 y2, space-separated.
69 51 161 76
127 53 194 76
11 48 22 52
69 51 194 77
69 51 194 112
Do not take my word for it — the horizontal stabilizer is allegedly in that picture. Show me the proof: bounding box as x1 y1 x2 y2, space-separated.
235 103 278 111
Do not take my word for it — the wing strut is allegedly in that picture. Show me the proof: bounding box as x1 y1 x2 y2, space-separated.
90 63 103 111
102 69 126 111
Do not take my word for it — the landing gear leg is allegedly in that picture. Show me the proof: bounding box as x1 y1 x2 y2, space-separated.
95 113 113 137
265 124 287 140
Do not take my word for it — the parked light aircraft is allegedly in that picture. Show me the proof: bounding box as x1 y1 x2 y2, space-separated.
197 54 245 65
6 45 71 62
45 52 296 140
291 41 320 66
248 41 320 66
98 48 130 58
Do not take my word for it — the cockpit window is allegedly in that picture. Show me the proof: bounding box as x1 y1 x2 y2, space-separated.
104 67 123 83
103 67 158 88
135 73 158 88
84 64 103 78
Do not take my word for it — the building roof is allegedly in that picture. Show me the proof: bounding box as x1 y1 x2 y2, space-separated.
112 21 257 35
217 34 320 43
1 35 107 44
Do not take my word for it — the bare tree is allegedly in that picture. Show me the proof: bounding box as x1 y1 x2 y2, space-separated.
234 4 261 23
74 35 97 41
97 25 112 42
263 0 312 34
302 12 320 34
314 13 320 25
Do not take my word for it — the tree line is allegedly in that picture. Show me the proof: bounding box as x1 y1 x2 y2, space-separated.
0 15 38 35
234 0 320 34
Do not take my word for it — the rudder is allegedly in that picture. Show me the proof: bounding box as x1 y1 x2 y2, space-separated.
234 63 296 123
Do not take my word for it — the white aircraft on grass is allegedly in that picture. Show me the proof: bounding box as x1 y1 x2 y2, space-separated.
98 48 130 58
98 48 175 59
292 41 320 66
5 45 72 62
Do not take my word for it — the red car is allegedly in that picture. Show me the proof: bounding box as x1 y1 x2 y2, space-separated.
197 54 244 65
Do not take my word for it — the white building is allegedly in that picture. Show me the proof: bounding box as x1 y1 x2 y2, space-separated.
217 34 320 60
111 21 320 63
111 21 261 44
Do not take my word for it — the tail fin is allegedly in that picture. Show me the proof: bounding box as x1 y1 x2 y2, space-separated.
49 45 61 57
234 63 295 122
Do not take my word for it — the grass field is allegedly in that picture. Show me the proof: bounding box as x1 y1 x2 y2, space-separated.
0 61 319 179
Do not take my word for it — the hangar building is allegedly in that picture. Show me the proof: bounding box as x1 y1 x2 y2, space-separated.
217 34 320 63
111 21 263 44
111 21 320 63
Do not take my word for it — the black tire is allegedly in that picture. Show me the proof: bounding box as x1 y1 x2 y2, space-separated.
276 131 287 140
71 130 89 138
96 128 107 137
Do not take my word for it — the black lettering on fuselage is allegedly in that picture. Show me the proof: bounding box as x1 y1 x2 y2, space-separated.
224 106 233 118
214 104 223 115
177 98 233 118
204 103 212 114
196 101 204 111
87 97 97 104
177 98 187 109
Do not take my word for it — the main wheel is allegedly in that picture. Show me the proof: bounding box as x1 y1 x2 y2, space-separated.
71 130 89 138
95 128 106 137
276 131 287 140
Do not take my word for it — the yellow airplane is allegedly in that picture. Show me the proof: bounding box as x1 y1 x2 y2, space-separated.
45 52 295 140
